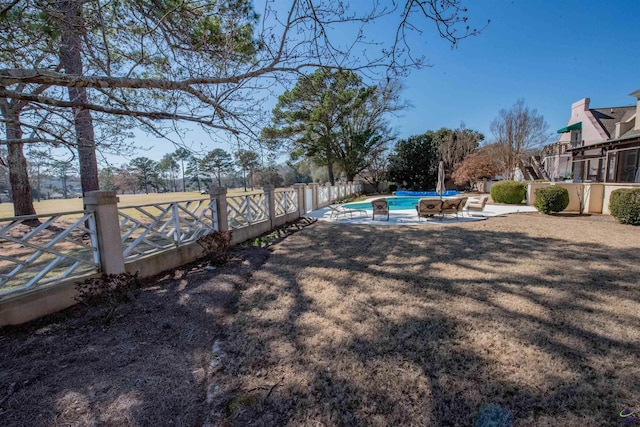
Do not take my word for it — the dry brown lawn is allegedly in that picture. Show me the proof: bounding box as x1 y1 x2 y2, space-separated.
214 213 640 426
1 213 640 426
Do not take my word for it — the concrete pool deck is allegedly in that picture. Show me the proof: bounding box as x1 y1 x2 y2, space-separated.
305 198 538 226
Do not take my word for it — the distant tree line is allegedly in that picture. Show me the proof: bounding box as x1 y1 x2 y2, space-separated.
4 95 548 206
386 100 549 191
96 149 315 194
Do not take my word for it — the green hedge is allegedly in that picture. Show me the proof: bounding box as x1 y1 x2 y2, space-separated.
609 188 640 225
534 186 569 214
490 181 526 204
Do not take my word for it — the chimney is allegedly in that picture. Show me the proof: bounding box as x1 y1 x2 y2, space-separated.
571 98 590 120
631 89 640 131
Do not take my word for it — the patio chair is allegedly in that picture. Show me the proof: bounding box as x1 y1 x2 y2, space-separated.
440 198 463 220
457 197 468 210
462 196 489 217
328 204 368 219
416 198 443 221
371 198 389 221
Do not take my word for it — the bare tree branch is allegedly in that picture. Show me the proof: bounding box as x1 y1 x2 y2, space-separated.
0 0 21 18
0 87 239 131
2 137 64 144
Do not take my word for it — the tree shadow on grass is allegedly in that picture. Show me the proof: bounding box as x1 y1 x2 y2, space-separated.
217 220 640 426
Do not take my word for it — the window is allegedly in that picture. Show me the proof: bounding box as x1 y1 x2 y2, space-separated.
572 160 585 181
596 158 605 182
586 158 604 182
617 149 639 183
570 130 582 147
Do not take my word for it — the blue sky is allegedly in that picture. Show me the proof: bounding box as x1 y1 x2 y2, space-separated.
124 0 640 163
393 0 640 142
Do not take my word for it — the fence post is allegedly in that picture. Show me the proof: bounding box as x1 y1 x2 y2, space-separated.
263 185 276 228
209 187 228 231
310 183 319 211
326 182 333 203
526 183 533 206
172 204 181 245
581 183 592 214
293 183 306 217
83 191 125 275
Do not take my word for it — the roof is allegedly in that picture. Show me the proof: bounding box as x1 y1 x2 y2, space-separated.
567 128 640 152
619 128 640 140
590 106 635 138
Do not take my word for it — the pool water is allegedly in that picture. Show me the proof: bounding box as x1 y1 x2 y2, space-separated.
395 190 459 197
344 197 438 211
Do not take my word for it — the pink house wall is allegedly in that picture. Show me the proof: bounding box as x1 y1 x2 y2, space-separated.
557 98 609 147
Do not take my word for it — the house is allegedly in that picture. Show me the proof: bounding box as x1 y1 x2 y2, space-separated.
541 89 640 182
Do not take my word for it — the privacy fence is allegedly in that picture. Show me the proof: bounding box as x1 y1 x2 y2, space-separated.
0 182 361 325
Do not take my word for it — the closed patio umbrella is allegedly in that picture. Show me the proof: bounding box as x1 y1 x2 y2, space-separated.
436 160 445 198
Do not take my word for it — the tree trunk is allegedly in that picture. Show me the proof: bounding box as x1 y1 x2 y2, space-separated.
325 146 335 185
181 159 186 192
58 0 99 195
62 174 68 198
36 164 41 202
5 113 38 221
327 161 335 185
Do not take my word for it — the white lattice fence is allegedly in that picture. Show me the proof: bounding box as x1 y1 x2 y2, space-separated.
119 199 218 261
319 186 329 204
274 190 298 216
0 212 99 296
226 193 268 230
330 186 338 202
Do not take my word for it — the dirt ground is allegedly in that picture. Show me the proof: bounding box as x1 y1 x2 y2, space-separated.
1 213 640 426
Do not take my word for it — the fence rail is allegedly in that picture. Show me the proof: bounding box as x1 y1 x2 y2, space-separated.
226 193 268 229
318 186 329 204
275 189 298 216
0 211 99 296
119 199 217 261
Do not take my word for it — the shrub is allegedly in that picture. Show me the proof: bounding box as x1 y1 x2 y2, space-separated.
609 188 640 225
197 230 233 266
534 186 570 214
388 184 398 193
490 181 526 204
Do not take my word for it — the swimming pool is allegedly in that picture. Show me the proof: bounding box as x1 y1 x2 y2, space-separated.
395 190 460 197
344 196 445 211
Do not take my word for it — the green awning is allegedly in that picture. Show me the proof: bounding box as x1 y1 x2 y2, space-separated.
557 122 582 133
